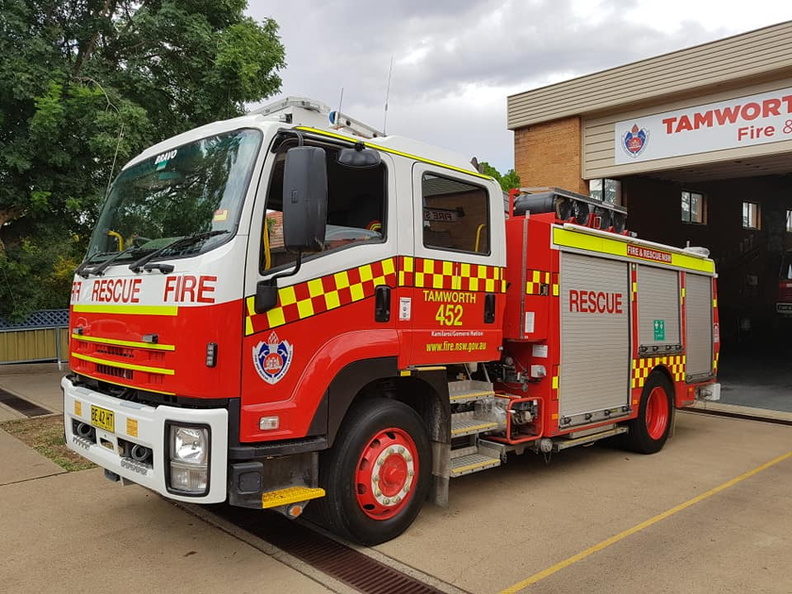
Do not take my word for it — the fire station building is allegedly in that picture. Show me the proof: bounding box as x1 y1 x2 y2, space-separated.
507 21 792 367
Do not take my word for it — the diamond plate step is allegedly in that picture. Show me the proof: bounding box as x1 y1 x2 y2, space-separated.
448 380 495 404
450 453 501 478
261 486 326 509
451 411 498 437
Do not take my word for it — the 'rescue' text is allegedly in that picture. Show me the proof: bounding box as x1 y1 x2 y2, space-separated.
569 290 624 314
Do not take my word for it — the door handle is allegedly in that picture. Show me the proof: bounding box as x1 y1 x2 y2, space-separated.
484 293 496 323
375 286 391 322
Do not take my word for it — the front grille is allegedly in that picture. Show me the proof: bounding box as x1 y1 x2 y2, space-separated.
96 364 133 380
96 345 134 358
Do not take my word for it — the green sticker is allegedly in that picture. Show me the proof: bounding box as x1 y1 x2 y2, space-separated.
653 319 665 341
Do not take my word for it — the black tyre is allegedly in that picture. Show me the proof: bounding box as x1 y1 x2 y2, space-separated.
623 372 674 454
315 398 431 545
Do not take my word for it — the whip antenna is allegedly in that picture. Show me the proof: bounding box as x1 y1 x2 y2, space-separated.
383 56 393 134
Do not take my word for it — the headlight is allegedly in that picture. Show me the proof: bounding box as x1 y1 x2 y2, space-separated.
171 426 208 464
167 424 210 496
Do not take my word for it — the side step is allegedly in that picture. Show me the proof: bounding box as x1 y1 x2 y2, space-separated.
261 486 326 509
554 426 628 451
451 411 499 438
450 453 501 477
448 379 495 404
441 379 503 484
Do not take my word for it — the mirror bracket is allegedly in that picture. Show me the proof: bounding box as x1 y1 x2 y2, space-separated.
254 254 303 314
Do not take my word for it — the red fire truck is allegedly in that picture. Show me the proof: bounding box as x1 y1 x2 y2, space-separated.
64 97 720 545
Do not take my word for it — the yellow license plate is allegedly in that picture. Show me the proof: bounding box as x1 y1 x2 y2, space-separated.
90 405 115 433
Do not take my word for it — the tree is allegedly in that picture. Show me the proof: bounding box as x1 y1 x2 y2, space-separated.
0 0 285 320
478 161 521 193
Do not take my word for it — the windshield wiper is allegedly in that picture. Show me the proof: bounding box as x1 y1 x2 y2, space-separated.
78 245 144 278
128 230 229 273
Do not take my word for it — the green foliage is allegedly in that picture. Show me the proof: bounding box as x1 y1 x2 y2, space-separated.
479 161 521 193
0 0 285 320
0 232 80 319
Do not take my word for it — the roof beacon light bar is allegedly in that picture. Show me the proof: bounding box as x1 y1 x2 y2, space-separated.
251 96 385 140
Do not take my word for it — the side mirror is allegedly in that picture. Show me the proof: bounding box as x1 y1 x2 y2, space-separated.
282 146 328 253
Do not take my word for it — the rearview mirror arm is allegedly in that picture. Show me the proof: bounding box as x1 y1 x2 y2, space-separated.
254 253 303 314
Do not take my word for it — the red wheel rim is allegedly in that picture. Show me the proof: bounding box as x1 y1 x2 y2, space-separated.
645 386 669 440
355 427 419 520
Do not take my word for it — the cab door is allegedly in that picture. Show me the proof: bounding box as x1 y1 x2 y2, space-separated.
405 164 506 366
239 139 400 442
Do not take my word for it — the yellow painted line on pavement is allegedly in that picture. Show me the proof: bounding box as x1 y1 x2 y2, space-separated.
500 450 792 593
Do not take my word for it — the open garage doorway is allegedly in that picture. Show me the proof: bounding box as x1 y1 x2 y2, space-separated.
614 167 792 413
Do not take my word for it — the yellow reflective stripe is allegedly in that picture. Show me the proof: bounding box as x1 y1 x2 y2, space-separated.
71 334 175 351
76 370 175 396
295 126 492 179
71 352 175 375
72 304 179 316
552 227 715 274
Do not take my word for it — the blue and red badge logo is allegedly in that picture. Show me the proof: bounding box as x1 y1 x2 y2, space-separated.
253 331 293 384
622 124 649 158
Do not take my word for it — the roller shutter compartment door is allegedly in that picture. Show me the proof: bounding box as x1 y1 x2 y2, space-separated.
637 265 681 353
559 253 630 419
685 274 714 380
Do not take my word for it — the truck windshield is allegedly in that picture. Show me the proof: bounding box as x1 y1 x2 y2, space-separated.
83 128 262 265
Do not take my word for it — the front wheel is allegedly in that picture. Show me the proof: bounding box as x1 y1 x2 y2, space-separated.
623 372 674 454
315 398 431 545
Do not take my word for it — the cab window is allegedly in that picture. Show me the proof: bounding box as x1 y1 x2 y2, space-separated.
422 173 489 255
261 140 386 272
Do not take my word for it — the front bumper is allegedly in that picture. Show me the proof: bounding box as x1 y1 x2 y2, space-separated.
62 376 228 503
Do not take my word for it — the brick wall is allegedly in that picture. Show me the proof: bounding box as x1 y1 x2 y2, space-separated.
513 117 588 195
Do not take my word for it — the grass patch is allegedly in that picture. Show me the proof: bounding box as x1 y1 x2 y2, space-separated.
0 415 96 472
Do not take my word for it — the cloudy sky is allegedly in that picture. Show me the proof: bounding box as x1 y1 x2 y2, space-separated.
247 1 792 173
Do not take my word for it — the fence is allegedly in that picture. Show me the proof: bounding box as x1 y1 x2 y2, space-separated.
0 310 69 365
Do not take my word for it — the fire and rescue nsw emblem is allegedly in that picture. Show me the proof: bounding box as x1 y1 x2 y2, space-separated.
253 332 293 384
622 124 649 158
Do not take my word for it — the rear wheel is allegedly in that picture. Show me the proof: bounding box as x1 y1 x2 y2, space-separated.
315 398 431 545
623 372 674 454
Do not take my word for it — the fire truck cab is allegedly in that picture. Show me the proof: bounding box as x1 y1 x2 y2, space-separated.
63 97 719 545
